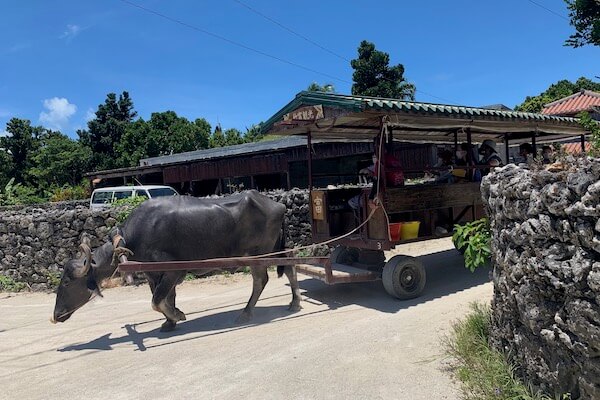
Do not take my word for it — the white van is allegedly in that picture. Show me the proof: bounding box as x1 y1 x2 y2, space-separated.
90 185 179 210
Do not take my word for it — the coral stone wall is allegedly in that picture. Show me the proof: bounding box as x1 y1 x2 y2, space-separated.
482 159 600 399
0 190 312 291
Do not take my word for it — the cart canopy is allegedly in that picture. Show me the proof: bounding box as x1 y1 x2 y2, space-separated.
261 91 590 144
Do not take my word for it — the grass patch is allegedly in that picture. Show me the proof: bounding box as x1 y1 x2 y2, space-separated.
445 302 553 400
0 275 26 292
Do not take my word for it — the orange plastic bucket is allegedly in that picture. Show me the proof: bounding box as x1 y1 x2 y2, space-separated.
400 221 420 240
388 223 403 241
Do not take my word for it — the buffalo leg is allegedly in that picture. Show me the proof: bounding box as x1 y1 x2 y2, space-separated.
238 266 269 323
151 272 186 330
282 266 302 311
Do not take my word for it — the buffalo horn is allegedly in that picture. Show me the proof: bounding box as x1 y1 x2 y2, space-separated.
73 238 92 278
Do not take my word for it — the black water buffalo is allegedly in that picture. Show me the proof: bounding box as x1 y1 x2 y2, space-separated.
51 190 301 331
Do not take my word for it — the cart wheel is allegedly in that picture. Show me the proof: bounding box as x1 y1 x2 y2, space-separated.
382 255 426 300
330 246 358 265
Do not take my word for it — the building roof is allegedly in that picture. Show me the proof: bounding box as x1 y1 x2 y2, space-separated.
562 141 592 154
140 136 364 167
542 90 600 116
481 104 513 111
262 91 588 143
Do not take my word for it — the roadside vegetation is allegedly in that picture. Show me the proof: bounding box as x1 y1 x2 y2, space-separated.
453 218 491 272
445 303 555 400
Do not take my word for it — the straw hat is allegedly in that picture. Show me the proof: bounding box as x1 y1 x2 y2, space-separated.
481 139 498 152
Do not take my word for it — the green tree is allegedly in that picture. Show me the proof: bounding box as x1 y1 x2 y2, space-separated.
117 112 213 166
0 150 12 189
565 0 600 47
514 77 600 112
306 82 335 93
30 132 92 188
0 118 42 184
210 125 227 148
350 40 416 100
193 118 212 150
224 128 245 146
116 118 151 167
79 91 137 171
244 123 264 142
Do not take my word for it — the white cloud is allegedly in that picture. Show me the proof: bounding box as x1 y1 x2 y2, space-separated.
85 107 96 122
0 130 10 137
39 97 77 131
60 24 81 40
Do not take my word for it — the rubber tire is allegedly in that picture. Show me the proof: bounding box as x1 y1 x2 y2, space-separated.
330 246 359 265
382 255 426 300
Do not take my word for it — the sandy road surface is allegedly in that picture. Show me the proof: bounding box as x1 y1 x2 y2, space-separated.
0 238 492 400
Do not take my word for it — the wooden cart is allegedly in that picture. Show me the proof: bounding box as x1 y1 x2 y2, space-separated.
121 92 589 300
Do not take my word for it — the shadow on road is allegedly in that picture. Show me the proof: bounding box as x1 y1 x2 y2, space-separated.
58 304 327 353
300 249 490 313
58 249 489 353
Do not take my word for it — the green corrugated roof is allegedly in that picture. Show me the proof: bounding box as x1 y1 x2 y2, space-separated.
262 91 582 134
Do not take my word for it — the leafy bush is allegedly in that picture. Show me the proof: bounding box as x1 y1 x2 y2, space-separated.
0 274 26 292
445 303 553 400
46 271 61 288
0 178 44 206
49 183 89 202
112 195 148 223
453 218 491 272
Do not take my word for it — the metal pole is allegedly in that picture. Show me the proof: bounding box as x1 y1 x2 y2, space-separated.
581 135 586 153
307 131 313 190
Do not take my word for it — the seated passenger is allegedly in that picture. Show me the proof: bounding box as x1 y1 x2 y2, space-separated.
349 150 404 210
434 149 455 183
478 140 503 176
454 143 481 182
516 143 534 164
542 145 553 164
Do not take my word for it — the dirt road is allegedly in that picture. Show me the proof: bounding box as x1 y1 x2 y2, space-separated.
0 238 491 400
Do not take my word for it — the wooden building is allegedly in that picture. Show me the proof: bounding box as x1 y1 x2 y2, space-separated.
86 136 437 195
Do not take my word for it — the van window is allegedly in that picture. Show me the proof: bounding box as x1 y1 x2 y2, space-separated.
135 190 149 198
148 188 178 198
114 190 133 201
91 191 113 205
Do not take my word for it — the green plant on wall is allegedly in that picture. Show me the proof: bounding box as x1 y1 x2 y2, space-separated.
112 196 147 223
0 274 26 292
453 218 491 272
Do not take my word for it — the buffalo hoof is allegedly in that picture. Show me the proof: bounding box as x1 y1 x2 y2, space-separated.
235 312 252 325
160 320 177 332
173 308 186 321
288 303 302 312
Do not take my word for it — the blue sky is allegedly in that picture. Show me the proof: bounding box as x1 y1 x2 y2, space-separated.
0 0 598 138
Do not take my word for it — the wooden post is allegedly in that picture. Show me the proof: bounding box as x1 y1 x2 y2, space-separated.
532 133 537 156
504 133 510 163
581 135 586 153
307 131 313 190
454 130 458 152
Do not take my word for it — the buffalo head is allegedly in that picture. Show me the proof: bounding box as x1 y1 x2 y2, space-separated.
51 237 102 323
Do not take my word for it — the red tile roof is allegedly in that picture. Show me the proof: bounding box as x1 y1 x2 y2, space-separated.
542 90 600 116
562 142 591 154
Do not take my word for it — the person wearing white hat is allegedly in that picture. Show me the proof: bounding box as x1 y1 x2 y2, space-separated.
478 139 502 176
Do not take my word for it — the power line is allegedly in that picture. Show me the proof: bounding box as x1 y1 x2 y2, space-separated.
233 0 350 62
119 0 351 84
120 0 458 104
526 0 569 21
231 0 459 104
